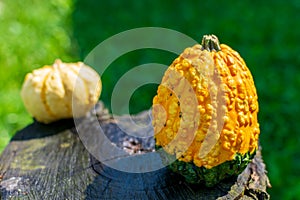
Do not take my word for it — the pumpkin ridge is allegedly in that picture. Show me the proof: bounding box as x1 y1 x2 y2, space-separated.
71 65 91 105
81 64 101 104
52 60 71 115
40 71 57 120
57 62 75 115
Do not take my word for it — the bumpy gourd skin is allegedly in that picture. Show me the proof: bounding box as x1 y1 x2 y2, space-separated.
152 35 259 186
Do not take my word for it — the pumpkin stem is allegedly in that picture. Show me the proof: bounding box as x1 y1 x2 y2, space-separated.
201 34 221 52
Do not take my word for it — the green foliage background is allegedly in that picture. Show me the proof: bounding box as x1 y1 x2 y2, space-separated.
0 0 299 199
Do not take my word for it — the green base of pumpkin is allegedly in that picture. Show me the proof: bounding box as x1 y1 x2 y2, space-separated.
156 146 256 187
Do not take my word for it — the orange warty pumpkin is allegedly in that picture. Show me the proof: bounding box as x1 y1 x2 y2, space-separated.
152 34 260 186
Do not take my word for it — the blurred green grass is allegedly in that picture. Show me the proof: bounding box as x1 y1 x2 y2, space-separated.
0 0 78 151
1 0 300 199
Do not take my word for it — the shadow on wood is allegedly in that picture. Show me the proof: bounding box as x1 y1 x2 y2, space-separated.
12 119 75 141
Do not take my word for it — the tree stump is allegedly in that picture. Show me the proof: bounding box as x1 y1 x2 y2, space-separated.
0 102 271 199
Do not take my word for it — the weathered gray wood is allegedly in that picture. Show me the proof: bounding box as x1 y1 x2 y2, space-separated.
0 102 270 199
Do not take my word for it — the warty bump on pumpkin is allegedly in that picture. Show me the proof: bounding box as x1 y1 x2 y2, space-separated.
21 59 101 124
152 35 260 186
